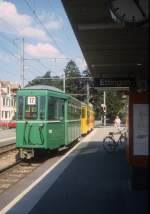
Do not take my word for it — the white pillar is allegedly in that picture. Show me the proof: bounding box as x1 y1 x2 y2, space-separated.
104 91 106 126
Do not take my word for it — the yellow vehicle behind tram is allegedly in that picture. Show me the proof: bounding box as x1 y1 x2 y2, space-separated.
88 103 94 132
81 103 94 135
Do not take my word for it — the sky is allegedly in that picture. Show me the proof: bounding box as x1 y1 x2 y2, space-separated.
0 0 87 86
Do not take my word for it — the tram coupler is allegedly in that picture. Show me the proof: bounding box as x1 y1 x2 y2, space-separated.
19 148 34 159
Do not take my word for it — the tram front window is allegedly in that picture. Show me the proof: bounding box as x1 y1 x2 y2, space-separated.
25 96 38 120
18 96 24 120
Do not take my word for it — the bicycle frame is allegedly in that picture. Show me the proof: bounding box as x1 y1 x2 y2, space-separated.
103 128 127 152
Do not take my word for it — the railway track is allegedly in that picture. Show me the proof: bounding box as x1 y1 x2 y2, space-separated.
0 144 45 195
0 143 16 155
0 139 80 196
0 146 20 174
0 160 42 195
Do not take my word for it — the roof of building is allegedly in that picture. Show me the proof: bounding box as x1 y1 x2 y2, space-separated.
0 80 20 88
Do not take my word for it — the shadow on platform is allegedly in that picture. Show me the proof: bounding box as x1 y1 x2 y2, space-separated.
28 140 149 214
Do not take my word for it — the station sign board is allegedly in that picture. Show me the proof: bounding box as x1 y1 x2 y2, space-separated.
94 78 136 88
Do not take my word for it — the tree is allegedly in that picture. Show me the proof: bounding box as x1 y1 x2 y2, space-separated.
51 75 63 90
26 71 52 86
26 71 63 90
64 60 82 100
106 91 126 123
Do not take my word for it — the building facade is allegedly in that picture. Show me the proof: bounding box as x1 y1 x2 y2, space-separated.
0 80 20 121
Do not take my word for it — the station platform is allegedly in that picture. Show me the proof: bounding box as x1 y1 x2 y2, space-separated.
1 127 148 214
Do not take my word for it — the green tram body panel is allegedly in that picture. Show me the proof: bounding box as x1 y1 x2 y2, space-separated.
16 85 81 150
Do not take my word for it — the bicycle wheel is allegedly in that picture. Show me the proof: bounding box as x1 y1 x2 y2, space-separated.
119 135 127 144
103 137 116 152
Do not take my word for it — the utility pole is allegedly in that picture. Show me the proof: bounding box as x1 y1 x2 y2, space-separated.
21 38 25 88
103 91 106 126
86 80 90 103
63 73 66 92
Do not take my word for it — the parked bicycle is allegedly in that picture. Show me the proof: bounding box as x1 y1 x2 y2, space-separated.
103 128 127 152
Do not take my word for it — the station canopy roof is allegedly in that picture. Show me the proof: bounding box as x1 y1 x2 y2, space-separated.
61 0 149 88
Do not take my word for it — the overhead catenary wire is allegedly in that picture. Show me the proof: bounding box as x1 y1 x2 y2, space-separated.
24 57 85 77
0 17 18 35
0 44 19 60
24 57 86 70
47 0 78 57
0 18 21 61
37 60 51 70
0 34 19 49
0 1 86 83
22 0 85 74
24 57 84 61
0 57 20 81
23 0 64 55
35 76 92 80
26 62 45 76
26 58 56 76
0 17 47 83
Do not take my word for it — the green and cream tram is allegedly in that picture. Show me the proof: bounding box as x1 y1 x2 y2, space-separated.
16 85 81 159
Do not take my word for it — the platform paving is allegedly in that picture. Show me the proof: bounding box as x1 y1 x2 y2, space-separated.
7 127 148 214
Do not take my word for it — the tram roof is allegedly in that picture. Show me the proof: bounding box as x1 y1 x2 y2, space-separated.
24 85 64 93
20 85 82 104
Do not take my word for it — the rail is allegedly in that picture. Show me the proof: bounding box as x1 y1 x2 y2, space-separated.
0 143 16 155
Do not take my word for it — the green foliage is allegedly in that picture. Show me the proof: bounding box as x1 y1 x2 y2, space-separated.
27 71 52 86
26 71 63 90
106 91 127 122
64 60 82 100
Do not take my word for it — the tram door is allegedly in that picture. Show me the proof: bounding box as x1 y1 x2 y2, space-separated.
47 97 65 149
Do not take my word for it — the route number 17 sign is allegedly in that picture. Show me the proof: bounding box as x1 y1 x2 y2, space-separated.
28 96 36 105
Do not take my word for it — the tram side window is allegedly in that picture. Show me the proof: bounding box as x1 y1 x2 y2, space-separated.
39 96 45 120
74 107 78 119
77 107 81 119
58 100 64 120
76 107 80 119
25 97 38 120
48 97 58 120
18 96 24 120
68 103 71 120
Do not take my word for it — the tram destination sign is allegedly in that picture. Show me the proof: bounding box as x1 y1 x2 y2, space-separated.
94 78 136 88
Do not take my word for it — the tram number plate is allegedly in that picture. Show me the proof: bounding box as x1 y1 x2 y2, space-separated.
28 96 36 105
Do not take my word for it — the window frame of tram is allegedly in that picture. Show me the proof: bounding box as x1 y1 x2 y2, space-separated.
68 101 81 120
17 96 46 120
18 96 24 120
47 96 65 121
39 96 46 120
17 96 66 121
25 96 38 120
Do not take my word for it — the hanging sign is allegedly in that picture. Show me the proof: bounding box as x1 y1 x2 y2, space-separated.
94 78 136 88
